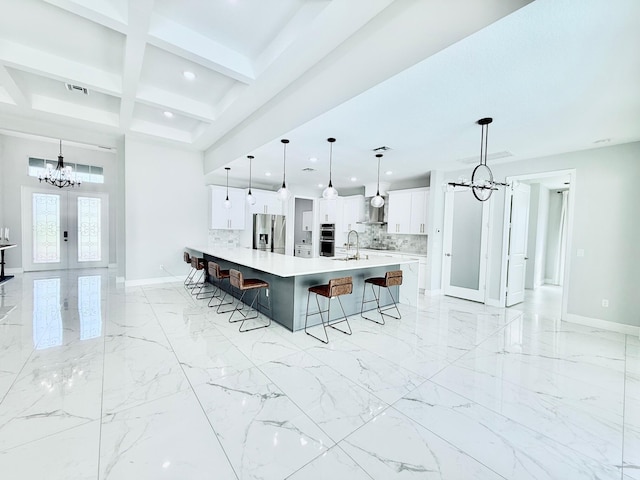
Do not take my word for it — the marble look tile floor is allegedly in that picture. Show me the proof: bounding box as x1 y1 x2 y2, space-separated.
0 270 638 479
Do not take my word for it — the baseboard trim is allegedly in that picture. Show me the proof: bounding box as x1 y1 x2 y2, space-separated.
485 298 503 307
124 275 186 288
5 268 23 275
564 313 639 336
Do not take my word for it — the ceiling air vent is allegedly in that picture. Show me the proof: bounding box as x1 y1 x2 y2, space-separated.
457 150 512 164
372 146 392 152
65 83 89 95
301 167 316 172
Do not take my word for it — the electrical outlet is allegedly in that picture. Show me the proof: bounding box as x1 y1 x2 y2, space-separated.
602 299 609 308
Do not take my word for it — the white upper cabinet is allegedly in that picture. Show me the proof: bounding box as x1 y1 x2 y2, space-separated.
342 195 365 232
247 189 283 216
302 211 313 231
387 188 429 235
318 197 342 224
210 185 246 230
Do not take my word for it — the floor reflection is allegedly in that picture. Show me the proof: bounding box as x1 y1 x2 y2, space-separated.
32 274 102 348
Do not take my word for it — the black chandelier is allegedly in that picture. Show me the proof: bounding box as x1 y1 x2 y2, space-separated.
448 117 508 201
38 140 81 188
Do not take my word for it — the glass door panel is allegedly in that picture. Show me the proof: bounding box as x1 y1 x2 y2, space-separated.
32 193 62 264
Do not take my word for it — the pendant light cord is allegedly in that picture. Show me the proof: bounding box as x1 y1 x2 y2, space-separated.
329 141 333 187
282 141 287 187
248 156 253 193
376 153 382 195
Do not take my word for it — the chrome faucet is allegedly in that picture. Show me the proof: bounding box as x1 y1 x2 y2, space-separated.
347 230 360 260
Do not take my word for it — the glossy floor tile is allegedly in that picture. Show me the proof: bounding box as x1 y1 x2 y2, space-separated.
0 272 637 479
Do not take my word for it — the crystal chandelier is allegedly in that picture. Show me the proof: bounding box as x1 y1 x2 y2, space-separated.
38 140 81 188
448 117 508 201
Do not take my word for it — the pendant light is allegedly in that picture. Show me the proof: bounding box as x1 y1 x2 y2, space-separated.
447 117 508 201
371 153 385 208
224 167 232 209
322 137 338 199
277 139 291 201
246 155 256 205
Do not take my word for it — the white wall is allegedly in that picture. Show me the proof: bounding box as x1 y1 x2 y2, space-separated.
124 138 208 283
443 141 640 327
0 134 118 269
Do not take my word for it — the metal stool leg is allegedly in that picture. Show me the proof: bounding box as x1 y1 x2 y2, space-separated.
216 282 236 314
304 291 329 344
328 296 352 335
238 288 271 332
361 282 385 325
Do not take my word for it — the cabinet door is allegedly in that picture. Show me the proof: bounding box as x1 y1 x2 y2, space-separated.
210 186 230 229
319 198 340 224
410 190 428 235
228 188 246 229
302 211 313 231
342 196 365 232
387 191 412 234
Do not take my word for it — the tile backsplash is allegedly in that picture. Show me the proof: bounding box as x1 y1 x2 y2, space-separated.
208 229 241 248
359 224 427 254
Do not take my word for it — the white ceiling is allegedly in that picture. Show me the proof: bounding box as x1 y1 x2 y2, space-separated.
1 0 639 193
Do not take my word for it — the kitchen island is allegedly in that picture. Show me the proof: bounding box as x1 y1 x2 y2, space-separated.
187 246 419 331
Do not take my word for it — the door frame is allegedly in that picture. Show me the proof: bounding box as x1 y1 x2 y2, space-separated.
499 169 576 319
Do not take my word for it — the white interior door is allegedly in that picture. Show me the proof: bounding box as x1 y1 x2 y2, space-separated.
442 189 489 302
506 183 530 306
22 187 108 271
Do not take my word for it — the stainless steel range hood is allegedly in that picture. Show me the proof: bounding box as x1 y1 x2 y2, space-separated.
357 200 387 225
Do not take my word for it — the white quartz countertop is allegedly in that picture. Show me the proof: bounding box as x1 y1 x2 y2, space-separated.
187 246 417 278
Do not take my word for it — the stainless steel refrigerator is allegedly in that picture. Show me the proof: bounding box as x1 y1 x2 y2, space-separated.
253 214 287 254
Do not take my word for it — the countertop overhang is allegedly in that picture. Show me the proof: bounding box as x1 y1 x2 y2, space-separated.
186 246 417 278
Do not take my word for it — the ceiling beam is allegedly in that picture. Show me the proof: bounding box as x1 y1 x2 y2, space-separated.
202 0 533 174
147 14 254 84
118 0 155 132
41 0 127 33
0 64 29 107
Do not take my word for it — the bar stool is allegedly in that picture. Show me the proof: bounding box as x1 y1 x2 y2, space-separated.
207 261 234 313
360 270 403 325
183 252 196 288
304 276 353 344
188 257 206 294
227 269 271 332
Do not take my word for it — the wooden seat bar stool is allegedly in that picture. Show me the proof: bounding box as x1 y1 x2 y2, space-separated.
201 261 234 310
360 270 403 325
304 276 353 344
228 269 271 332
188 256 206 294
183 252 197 288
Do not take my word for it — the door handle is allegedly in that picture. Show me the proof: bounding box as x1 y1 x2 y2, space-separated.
63 230 68 242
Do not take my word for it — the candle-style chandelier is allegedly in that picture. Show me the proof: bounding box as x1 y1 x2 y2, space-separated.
448 117 508 201
38 140 81 188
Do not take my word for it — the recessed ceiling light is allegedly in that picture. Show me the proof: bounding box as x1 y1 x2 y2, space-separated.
309 157 318 163
385 170 393 175
265 172 271 177
350 177 357 182
183 71 196 80
163 111 173 118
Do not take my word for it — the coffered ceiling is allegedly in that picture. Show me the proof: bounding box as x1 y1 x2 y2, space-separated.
1 0 639 193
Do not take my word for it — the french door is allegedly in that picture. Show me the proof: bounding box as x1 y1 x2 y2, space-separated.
442 189 489 302
22 187 109 271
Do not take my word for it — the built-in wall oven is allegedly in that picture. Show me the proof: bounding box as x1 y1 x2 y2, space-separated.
319 223 335 257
